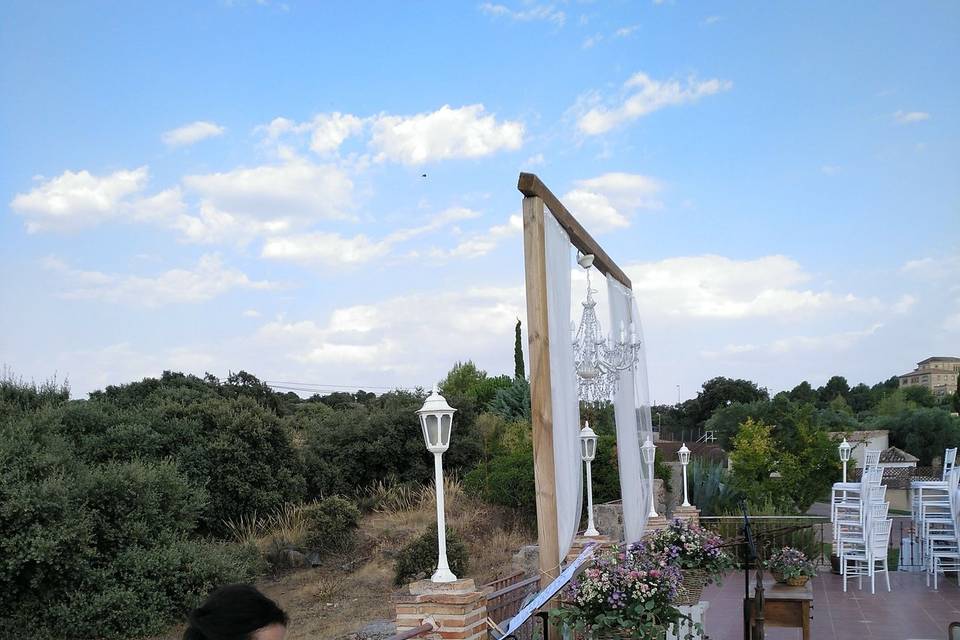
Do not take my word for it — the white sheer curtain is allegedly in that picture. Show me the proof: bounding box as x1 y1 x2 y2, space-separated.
608 276 653 544
544 212 582 564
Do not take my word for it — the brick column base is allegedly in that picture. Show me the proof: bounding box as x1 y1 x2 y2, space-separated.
565 534 612 563
645 514 669 531
394 578 490 640
671 505 700 526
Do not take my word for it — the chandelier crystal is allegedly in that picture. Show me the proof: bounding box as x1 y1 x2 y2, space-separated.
572 256 642 403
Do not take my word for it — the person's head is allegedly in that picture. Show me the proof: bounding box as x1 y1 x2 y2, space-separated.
183 584 288 640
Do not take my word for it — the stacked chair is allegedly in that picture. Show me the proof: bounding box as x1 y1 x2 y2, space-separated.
911 447 959 590
832 456 893 594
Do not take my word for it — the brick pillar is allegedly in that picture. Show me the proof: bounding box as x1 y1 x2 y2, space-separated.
645 514 669 531
671 505 700 526
394 578 490 640
565 534 612 563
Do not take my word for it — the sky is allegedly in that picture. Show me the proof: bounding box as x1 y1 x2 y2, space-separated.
1 1 958 402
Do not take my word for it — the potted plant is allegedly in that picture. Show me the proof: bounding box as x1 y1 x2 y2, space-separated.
767 547 816 586
641 519 734 605
550 544 692 639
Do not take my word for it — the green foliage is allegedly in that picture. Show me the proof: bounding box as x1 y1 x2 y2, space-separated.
440 361 511 406
488 377 531 422
0 399 260 639
818 375 850 403
954 378 960 413
689 376 769 426
394 527 469 585
901 384 937 408
301 390 481 497
688 459 737 516
301 496 361 555
464 449 535 511
728 418 780 508
871 408 960 465
514 319 525 380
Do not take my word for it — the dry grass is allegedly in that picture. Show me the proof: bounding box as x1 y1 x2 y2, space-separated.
222 502 311 554
155 479 533 640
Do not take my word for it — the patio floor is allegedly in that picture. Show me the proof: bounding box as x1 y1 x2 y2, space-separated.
699 570 960 640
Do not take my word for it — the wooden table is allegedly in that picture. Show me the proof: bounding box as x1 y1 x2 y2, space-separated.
745 578 813 640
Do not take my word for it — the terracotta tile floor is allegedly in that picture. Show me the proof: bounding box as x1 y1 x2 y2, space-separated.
699 570 960 640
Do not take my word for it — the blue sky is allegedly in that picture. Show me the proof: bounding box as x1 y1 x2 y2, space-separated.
1 1 958 401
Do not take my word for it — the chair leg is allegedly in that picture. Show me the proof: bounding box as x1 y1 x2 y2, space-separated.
884 558 891 592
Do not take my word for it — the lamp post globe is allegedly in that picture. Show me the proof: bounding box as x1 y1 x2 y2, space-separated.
641 437 658 518
416 385 457 583
678 443 691 508
838 437 852 483
579 422 599 537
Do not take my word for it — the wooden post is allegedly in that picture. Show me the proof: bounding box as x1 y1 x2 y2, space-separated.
521 194 560 590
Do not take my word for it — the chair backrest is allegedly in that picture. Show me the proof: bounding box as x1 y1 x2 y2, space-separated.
863 448 881 469
949 620 960 640
870 501 889 520
944 447 958 479
861 465 883 491
870 518 892 555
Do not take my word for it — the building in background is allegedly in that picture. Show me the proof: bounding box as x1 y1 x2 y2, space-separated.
898 356 960 397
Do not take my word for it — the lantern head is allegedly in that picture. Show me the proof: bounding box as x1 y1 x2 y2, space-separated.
417 385 456 454
579 421 598 462
641 437 656 466
838 437 851 463
678 443 691 466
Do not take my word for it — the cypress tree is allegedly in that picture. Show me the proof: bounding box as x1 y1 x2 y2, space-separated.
514 319 525 380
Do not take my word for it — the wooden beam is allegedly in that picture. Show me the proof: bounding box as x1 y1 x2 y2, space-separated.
521 194 560 589
517 172 632 289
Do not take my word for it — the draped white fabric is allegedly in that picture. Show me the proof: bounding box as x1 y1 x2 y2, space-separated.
544 212 582 564
607 275 654 544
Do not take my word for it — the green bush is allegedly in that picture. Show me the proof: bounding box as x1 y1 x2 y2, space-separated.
464 449 535 512
394 527 469 585
301 496 362 554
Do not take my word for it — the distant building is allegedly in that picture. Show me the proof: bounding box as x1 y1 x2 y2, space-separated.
898 356 960 397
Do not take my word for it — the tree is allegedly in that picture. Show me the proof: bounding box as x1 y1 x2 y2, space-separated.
690 377 769 426
777 417 841 512
728 418 779 508
872 408 960 466
788 381 816 405
954 376 960 413
514 319 525 380
901 384 936 408
818 376 850 404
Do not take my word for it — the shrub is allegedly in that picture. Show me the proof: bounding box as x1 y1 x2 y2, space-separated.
394 527 469 585
301 496 361 555
464 449 535 512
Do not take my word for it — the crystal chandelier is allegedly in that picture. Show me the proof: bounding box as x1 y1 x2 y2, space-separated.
572 254 642 403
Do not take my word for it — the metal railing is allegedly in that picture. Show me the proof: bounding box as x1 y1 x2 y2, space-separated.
701 515 831 566
485 571 541 639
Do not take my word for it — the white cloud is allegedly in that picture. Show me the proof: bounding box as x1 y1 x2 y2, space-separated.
614 25 640 37
626 254 867 319
576 71 732 135
432 213 522 259
524 153 545 166
162 121 225 147
894 110 930 124
582 33 603 49
703 323 884 358
820 164 842 175
11 167 149 232
703 16 722 25
262 207 481 267
242 309 262 318
256 113 364 154
370 104 524 164
901 255 960 281
892 294 916 314
944 310 960 332
43 254 276 307
562 172 663 233
478 3 565 26
255 284 524 371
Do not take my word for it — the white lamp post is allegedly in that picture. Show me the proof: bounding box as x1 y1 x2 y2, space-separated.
839 438 851 483
678 443 691 507
641 437 658 518
579 421 599 537
417 386 457 583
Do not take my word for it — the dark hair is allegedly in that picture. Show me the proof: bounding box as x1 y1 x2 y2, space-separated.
183 584 288 640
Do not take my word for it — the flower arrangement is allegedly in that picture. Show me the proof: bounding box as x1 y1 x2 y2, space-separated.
641 519 733 580
550 544 687 638
766 547 816 585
